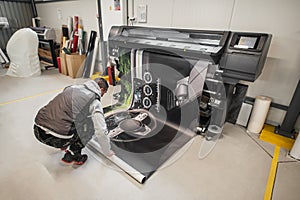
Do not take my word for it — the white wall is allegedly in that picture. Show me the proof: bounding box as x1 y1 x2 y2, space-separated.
101 0 127 40
133 0 235 30
230 0 300 127
36 0 126 47
36 0 126 71
36 0 99 43
36 0 300 129
132 0 300 129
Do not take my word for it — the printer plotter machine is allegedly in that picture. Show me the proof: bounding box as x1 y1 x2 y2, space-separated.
86 26 271 184
105 26 271 140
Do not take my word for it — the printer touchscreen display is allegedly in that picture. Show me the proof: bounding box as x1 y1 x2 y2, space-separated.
234 36 258 49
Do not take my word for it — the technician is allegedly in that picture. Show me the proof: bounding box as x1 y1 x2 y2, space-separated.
34 78 114 165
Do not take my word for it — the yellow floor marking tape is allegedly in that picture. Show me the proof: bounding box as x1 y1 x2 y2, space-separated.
91 73 120 82
0 88 63 106
260 124 295 150
260 124 295 200
264 145 280 200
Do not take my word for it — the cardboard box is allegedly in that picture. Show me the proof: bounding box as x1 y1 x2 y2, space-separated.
60 53 68 75
65 53 86 78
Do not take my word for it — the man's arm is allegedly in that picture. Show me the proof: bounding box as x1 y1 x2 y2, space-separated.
90 100 113 156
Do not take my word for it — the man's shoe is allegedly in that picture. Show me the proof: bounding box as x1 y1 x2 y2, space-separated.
73 154 88 165
61 151 73 164
61 150 88 165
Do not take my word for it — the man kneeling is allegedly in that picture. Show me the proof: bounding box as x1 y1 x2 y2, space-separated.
34 78 114 165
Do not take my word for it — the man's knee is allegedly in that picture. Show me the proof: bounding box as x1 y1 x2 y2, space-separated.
33 125 69 148
34 125 46 143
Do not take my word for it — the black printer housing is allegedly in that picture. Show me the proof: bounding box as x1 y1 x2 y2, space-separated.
220 32 272 83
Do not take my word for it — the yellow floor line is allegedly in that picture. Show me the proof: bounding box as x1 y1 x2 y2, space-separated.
264 145 280 200
0 88 63 106
260 125 295 150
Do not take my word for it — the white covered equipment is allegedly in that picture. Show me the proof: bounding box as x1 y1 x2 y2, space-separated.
6 28 41 77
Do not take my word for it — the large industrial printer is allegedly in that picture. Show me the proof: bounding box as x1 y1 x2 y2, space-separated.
87 26 272 183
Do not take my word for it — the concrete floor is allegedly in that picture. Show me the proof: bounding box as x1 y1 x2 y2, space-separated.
0 68 299 200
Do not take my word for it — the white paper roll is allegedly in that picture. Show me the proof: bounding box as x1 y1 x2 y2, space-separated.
290 131 300 160
89 37 99 77
67 16 73 38
247 95 272 134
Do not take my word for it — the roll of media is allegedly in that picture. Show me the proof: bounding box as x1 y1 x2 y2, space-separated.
82 31 97 78
73 16 79 33
67 16 73 38
247 95 272 134
88 36 99 78
88 139 146 183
